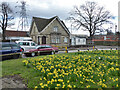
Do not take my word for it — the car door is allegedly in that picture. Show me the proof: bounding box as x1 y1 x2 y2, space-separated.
10 44 21 54
1 43 12 59
18 42 30 51
30 42 36 49
2 44 12 54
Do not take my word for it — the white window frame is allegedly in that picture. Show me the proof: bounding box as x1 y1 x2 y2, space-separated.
56 37 60 43
51 36 60 43
64 37 68 43
53 26 58 32
78 39 80 42
51 38 55 43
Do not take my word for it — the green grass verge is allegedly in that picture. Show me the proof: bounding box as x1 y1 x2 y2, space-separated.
0 62 2 78
1 54 65 88
1 50 120 88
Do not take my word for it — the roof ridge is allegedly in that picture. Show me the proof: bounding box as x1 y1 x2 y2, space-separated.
33 16 53 20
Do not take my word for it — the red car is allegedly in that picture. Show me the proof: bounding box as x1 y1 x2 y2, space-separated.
24 45 58 57
36 45 59 52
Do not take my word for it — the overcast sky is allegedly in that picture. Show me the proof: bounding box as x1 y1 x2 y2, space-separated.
0 0 119 35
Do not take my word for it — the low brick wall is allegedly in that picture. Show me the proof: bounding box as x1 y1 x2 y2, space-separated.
94 41 118 46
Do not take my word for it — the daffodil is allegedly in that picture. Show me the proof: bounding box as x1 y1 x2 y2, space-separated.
57 84 61 87
40 83 43 86
34 86 38 88
58 79 63 82
67 80 70 83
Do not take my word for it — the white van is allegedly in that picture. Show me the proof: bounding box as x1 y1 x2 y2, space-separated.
15 41 37 51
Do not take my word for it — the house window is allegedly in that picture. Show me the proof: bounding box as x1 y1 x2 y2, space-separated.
56 37 60 43
53 26 58 32
64 37 68 43
78 39 80 42
52 38 55 43
51 36 60 43
83 39 86 42
72 37 76 45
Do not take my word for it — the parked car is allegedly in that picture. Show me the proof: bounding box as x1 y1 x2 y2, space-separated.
15 41 37 51
36 45 59 52
24 45 55 57
0 42 22 60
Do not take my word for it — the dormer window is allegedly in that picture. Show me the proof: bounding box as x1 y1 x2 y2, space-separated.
53 26 58 32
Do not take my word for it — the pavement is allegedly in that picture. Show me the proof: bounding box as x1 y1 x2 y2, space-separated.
1 78 26 88
0 75 27 89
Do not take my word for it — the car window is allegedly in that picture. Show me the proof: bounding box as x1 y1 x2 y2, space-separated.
18 42 30 46
24 42 30 46
37 45 51 49
2 44 11 50
11 44 20 49
38 46 45 49
18 42 23 45
45 45 52 48
31 43 35 46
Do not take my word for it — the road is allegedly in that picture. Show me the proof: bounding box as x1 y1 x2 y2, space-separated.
58 45 118 54
22 45 119 58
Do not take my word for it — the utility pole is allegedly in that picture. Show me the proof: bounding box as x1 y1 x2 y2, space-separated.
115 25 117 34
16 1 29 31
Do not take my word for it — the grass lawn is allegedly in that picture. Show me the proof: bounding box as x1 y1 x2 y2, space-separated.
1 50 120 89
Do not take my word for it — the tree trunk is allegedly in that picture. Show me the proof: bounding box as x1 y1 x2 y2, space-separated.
2 27 6 40
89 32 94 45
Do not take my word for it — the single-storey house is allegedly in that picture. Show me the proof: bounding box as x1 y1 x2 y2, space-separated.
71 34 88 46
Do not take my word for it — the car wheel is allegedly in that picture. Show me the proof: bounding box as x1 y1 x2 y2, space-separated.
51 51 54 55
31 52 35 57
21 48 24 52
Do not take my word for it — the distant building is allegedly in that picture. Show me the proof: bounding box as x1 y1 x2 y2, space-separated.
92 35 119 42
71 34 88 46
92 35 119 45
30 16 70 47
4 30 32 41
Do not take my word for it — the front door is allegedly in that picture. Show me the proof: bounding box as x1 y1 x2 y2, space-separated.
38 36 40 45
42 36 46 44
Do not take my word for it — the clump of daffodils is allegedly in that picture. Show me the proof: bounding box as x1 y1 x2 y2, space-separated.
23 50 119 88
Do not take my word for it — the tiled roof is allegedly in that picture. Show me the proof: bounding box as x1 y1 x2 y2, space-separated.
5 30 29 37
30 16 70 35
30 16 55 33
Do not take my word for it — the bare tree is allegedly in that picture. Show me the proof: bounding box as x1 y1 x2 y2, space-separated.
0 2 14 40
68 1 113 38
